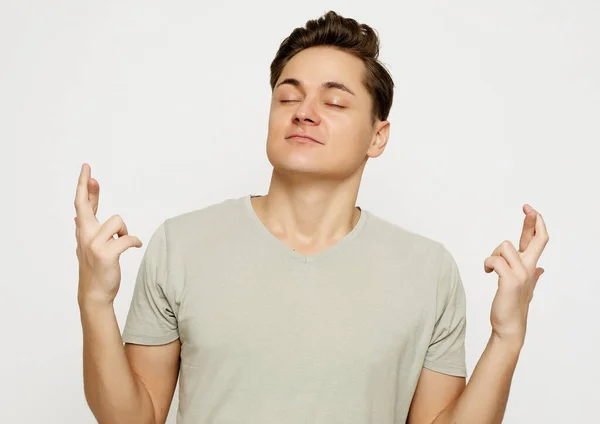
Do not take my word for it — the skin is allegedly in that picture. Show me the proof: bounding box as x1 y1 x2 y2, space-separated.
252 46 390 254
410 205 549 424
75 45 549 424
75 165 179 424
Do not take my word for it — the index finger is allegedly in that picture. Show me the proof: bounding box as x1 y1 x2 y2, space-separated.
74 163 94 221
518 204 537 252
523 211 549 263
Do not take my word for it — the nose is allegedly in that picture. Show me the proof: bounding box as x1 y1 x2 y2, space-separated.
293 98 320 125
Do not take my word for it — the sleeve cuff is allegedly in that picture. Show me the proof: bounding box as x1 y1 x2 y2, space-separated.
423 361 468 378
121 330 180 346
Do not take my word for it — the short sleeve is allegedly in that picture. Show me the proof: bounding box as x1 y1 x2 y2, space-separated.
423 246 467 377
122 221 180 345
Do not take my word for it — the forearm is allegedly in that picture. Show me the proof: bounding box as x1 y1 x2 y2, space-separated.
80 301 155 424
433 335 522 424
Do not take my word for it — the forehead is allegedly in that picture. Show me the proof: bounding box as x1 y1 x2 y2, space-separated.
278 47 366 93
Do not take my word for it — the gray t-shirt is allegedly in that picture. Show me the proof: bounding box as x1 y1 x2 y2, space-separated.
122 195 467 423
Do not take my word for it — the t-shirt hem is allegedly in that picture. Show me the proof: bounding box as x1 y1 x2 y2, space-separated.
122 331 180 346
423 361 467 378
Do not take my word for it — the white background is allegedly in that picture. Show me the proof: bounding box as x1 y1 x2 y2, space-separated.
5 0 599 422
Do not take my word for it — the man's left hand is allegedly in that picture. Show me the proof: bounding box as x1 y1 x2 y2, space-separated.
484 204 550 347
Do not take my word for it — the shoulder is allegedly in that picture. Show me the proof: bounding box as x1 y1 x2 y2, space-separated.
363 211 464 303
359 210 463 307
159 196 246 243
362 210 451 265
143 196 248 280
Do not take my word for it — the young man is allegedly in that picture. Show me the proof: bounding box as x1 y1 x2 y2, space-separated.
74 11 549 424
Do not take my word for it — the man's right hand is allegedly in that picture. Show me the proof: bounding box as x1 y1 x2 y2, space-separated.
74 163 143 308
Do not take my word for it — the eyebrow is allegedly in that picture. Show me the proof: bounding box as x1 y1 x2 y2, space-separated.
275 78 356 96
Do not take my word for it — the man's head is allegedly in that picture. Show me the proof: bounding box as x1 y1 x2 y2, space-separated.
266 11 394 180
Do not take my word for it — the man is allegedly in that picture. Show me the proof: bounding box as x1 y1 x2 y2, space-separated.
74 10 548 424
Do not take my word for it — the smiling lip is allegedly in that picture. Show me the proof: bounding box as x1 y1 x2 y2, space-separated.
286 134 323 145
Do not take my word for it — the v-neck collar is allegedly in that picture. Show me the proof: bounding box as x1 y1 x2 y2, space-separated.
242 194 368 264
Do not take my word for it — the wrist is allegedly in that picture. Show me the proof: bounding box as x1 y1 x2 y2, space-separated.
489 332 524 356
78 292 114 313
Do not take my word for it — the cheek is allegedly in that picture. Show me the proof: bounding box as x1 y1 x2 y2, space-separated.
332 116 370 149
267 108 289 132
266 115 287 149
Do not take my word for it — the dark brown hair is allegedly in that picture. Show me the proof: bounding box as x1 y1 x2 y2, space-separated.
270 10 395 123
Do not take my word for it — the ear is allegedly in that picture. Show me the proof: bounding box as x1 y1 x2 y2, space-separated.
367 120 391 159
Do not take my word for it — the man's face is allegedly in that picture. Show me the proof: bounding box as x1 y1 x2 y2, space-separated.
266 46 389 179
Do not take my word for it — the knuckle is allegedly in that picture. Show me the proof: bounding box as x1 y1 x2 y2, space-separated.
491 256 506 267
111 214 123 223
501 240 513 249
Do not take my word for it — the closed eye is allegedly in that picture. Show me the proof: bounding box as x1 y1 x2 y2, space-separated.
279 100 345 109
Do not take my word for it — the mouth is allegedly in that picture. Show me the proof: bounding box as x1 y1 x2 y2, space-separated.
286 135 324 145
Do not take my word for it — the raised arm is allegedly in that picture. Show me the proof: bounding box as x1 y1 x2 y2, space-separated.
75 163 180 424
408 205 549 424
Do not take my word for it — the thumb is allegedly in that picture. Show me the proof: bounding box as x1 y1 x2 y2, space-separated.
532 267 545 287
111 235 143 257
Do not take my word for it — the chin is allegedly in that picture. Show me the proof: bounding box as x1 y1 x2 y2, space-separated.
268 154 360 181
265 138 362 179
266 140 313 169
267 154 325 175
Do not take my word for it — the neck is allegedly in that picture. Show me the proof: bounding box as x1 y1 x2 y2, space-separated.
252 167 364 249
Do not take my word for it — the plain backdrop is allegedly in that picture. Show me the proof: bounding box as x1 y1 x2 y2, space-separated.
5 0 599 422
